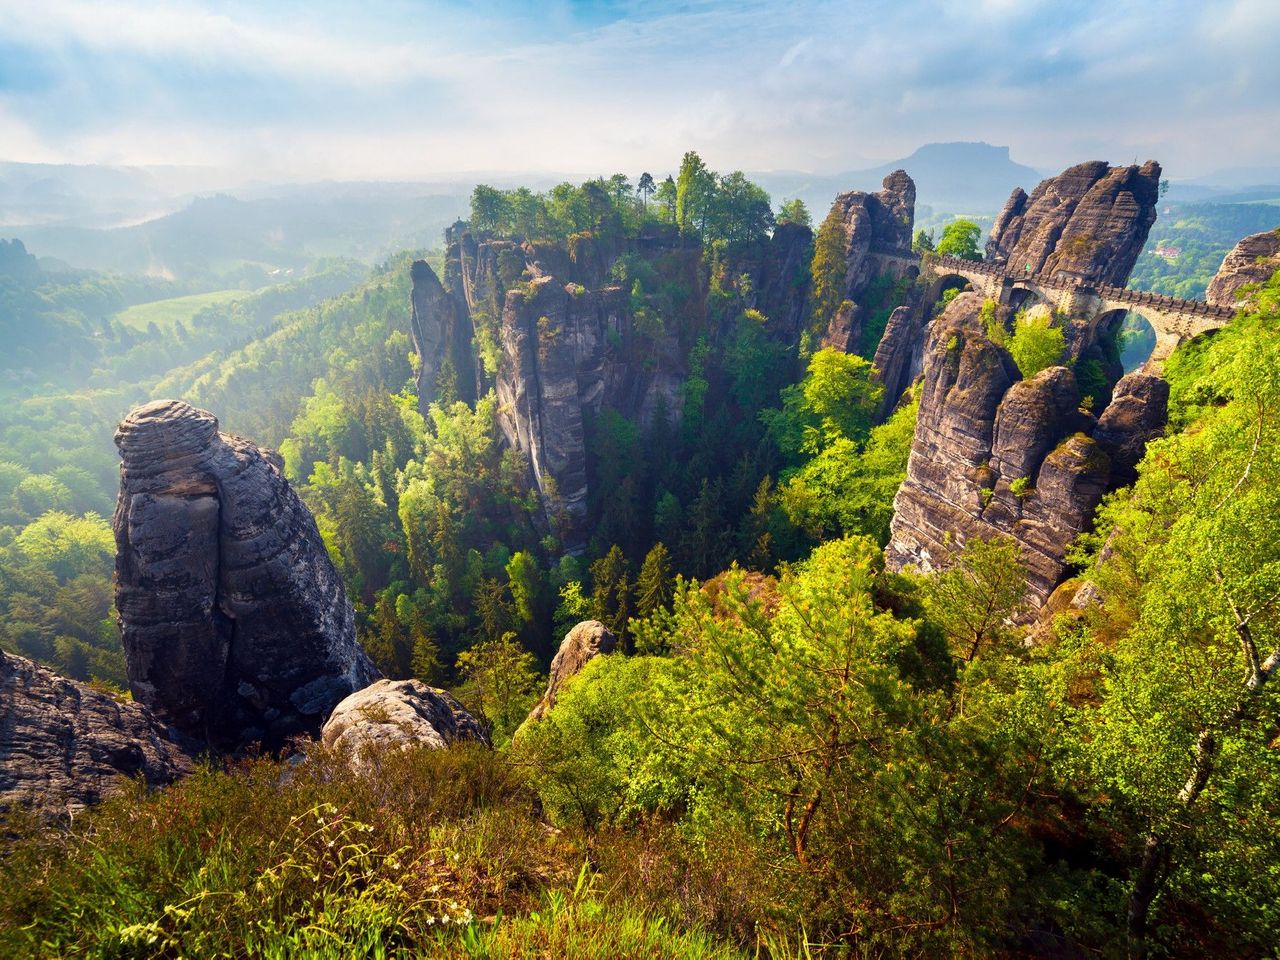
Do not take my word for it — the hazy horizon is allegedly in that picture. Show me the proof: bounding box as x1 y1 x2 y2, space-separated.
1 0 1277 186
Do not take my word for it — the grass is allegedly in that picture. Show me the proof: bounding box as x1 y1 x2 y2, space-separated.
0 742 761 959
114 289 249 332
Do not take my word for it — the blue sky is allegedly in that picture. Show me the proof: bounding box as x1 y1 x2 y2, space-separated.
0 0 1276 181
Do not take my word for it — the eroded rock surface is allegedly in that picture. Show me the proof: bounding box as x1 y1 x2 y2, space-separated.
114 399 378 750
886 294 1163 606
0 651 192 813
1206 228 1280 308
410 259 475 409
321 679 488 761
821 171 918 353
526 620 617 723
985 160 1161 286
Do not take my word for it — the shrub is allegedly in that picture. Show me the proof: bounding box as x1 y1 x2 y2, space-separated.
1008 311 1066 378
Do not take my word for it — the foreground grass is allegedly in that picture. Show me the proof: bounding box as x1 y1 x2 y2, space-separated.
0 744 757 959
114 289 249 331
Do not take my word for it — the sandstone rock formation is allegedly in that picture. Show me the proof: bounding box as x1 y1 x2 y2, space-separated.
321 679 488 761
0 650 192 813
114 399 379 750
525 620 617 723
820 171 918 353
872 305 925 418
1206 228 1280 308
985 160 1161 286
886 294 1163 606
409 259 475 410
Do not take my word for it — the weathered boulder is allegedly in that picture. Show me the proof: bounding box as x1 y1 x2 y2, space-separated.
1206 228 1280 308
526 620 617 722
985 160 1161 286
321 679 489 760
113 399 379 750
1092 373 1169 485
0 651 192 813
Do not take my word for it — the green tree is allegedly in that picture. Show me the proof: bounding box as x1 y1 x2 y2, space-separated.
808 205 848 331
936 219 983 261
775 198 811 228
455 634 543 746
675 151 715 235
589 545 632 640
1007 310 1066 378
637 171 655 211
470 184 513 235
635 542 674 619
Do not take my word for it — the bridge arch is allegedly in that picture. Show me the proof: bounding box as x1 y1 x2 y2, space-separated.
1098 309 1158 373
925 271 972 311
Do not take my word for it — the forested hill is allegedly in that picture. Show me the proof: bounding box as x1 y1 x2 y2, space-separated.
3 151 1280 958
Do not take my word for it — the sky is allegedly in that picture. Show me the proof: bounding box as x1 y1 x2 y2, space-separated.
0 0 1277 183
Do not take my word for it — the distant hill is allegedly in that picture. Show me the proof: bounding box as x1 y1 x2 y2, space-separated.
14 188 469 284
752 142 1044 221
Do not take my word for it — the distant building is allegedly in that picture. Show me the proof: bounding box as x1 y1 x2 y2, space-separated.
1153 244 1182 261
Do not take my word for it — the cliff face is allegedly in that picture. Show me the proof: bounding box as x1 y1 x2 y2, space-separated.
985 160 1161 286
0 650 191 813
884 161 1170 605
114 399 379 749
1206 228 1280 308
886 295 1166 606
494 276 683 547
409 259 475 409
821 171 918 353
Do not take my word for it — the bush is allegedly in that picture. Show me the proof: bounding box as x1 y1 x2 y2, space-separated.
1008 311 1066 378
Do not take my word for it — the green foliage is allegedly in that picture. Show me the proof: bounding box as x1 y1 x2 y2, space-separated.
807 205 847 331
774 198 811 228
456 635 544 746
1007 310 1066 378
763 348 882 458
912 228 935 253
936 218 983 261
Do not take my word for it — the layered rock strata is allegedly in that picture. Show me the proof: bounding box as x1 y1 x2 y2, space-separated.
885 294 1166 606
321 679 489 763
114 399 378 749
525 620 618 723
985 160 1161 286
820 171 918 353
0 650 192 812
1206 228 1280 308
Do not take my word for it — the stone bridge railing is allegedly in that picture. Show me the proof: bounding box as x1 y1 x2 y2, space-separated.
906 252 1235 322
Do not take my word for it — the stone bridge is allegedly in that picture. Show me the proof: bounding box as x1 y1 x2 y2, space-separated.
873 250 1236 362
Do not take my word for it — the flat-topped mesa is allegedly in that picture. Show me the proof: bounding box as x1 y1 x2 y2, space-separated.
820 171 918 353
1207 228 1280 309
986 160 1161 286
114 399 379 750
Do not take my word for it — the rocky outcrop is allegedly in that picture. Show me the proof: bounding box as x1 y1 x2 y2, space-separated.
495 277 683 549
321 679 488 761
886 294 1165 606
872 305 925 417
1091 373 1169 486
525 620 617 723
0 651 192 813
820 171 918 353
410 259 476 409
1206 228 1280 308
114 399 379 750
986 161 1161 286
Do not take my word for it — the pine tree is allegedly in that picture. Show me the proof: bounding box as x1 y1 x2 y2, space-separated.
589 545 632 640
635 542 674 619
